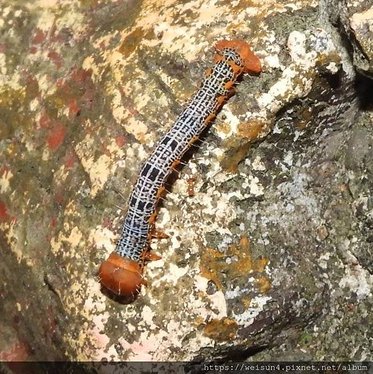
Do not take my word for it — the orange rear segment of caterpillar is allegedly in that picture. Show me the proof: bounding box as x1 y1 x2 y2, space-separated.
215 39 261 74
99 252 146 297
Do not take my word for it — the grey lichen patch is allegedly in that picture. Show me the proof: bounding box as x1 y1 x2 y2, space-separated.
257 28 341 115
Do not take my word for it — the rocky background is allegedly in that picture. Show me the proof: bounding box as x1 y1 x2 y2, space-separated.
0 0 372 363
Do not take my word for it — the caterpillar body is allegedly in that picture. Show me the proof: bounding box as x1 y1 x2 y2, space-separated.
99 40 261 299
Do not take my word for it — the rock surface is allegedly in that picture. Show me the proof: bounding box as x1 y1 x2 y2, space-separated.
0 0 371 362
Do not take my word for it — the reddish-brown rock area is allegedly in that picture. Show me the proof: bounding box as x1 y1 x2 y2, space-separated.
0 0 371 365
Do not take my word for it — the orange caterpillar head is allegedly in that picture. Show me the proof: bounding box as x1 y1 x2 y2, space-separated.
215 39 261 74
99 252 146 297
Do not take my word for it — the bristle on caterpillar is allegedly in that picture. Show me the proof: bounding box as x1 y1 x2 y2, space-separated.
99 39 261 299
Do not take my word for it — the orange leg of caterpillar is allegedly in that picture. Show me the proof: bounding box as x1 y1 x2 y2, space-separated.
205 68 213 77
187 135 200 148
205 113 216 124
151 229 169 239
217 95 226 106
228 60 244 75
156 185 166 199
170 159 181 171
224 80 235 90
148 211 157 225
142 251 162 261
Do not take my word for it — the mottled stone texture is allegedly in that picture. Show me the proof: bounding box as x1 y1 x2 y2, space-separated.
0 0 371 363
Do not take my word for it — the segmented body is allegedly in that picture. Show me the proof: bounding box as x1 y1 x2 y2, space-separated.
117 51 238 261
99 40 261 299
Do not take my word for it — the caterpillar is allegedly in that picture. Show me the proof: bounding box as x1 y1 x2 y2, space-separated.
99 40 261 299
